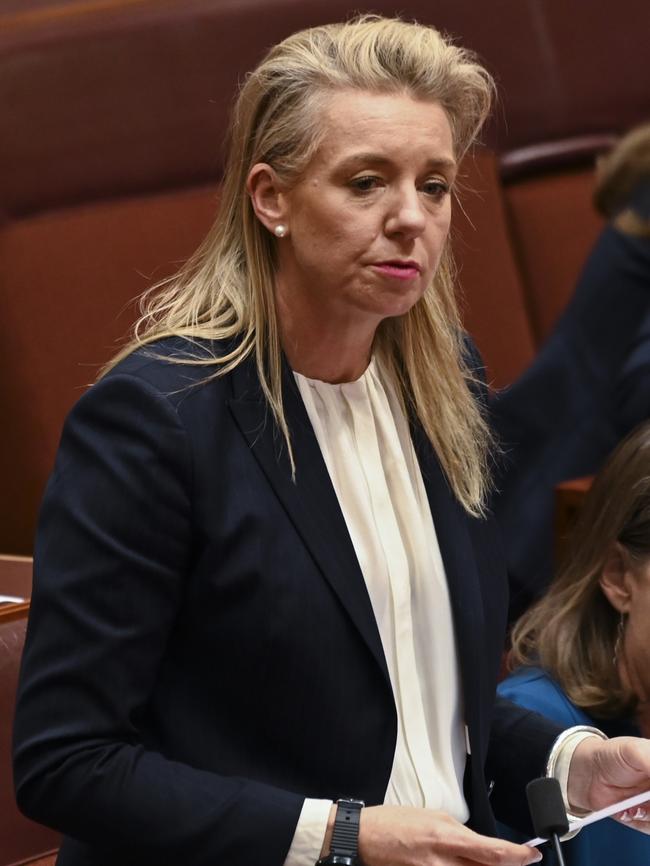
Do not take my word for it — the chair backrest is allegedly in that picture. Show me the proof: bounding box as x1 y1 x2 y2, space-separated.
0 557 60 866
453 148 537 389
504 165 605 344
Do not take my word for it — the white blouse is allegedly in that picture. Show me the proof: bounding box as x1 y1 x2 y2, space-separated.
285 359 468 866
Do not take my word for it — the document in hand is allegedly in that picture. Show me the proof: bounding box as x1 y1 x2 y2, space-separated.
525 790 650 847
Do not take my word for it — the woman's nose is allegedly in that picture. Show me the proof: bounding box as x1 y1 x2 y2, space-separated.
384 189 427 238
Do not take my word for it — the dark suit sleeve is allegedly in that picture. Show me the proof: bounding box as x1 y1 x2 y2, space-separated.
13 373 303 866
486 696 564 834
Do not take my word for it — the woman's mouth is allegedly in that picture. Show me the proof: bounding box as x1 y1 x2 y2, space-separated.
372 261 422 280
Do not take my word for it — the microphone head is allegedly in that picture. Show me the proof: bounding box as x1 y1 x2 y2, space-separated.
526 777 570 838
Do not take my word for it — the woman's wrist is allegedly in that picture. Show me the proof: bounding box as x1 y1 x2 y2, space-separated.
546 726 607 818
563 732 607 814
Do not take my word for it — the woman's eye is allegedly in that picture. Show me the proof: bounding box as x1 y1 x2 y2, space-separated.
350 176 382 193
422 179 450 199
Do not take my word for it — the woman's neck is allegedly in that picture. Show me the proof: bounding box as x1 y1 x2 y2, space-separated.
285 341 373 383
276 293 377 384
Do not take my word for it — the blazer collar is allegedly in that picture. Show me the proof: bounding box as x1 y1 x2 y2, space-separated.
227 353 391 687
228 352 487 727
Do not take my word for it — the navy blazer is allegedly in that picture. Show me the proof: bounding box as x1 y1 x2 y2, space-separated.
14 338 561 866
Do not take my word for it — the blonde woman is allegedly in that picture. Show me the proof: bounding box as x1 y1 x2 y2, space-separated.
499 421 650 865
13 17 650 866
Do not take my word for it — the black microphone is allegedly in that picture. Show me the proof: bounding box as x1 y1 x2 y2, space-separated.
526 777 570 866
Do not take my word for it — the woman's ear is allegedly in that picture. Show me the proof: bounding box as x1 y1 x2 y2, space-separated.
246 163 289 234
599 542 634 613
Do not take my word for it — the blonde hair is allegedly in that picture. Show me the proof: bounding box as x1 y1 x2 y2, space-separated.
509 422 650 718
103 15 496 514
594 122 650 237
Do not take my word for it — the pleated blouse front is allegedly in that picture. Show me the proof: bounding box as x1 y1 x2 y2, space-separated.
294 359 468 821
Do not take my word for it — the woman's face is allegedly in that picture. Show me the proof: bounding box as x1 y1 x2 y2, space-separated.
274 89 456 331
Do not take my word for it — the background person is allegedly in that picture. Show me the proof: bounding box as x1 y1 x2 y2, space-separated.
492 123 650 622
12 17 650 866
499 420 650 865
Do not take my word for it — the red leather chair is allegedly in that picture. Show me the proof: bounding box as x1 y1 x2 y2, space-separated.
0 557 60 866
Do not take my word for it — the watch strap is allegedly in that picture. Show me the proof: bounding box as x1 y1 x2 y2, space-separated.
330 798 364 857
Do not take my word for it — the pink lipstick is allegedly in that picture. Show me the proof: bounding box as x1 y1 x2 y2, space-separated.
372 260 421 280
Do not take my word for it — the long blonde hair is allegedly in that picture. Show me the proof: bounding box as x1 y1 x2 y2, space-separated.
509 422 650 718
103 15 496 514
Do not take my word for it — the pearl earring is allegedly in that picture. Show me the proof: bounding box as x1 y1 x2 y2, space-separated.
274 224 288 238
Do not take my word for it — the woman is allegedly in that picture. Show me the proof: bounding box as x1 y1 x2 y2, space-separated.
499 421 650 864
13 16 650 866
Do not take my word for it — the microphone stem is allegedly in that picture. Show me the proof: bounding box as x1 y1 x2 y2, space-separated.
551 833 566 866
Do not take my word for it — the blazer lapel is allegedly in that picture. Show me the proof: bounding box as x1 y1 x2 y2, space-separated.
228 355 390 686
411 424 486 749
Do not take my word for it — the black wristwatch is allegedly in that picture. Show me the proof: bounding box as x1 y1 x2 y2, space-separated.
316 797 365 865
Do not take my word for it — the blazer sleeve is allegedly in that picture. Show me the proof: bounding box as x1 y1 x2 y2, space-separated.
486 696 564 835
13 372 303 866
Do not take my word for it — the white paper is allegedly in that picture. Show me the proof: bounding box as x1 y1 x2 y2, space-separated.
526 789 650 846
0 594 26 603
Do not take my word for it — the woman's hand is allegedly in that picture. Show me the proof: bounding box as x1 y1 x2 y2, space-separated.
568 735 650 833
356 805 541 866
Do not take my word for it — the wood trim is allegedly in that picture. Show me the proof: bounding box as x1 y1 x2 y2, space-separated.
500 135 618 182
9 850 59 866
0 600 30 622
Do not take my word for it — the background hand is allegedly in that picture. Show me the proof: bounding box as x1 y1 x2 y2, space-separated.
568 736 650 834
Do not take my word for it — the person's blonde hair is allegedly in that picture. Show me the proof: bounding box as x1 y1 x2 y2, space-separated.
103 15 496 514
509 422 650 718
594 122 650 237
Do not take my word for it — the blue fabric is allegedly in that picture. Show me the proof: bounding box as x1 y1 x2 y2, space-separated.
498 667 649 866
